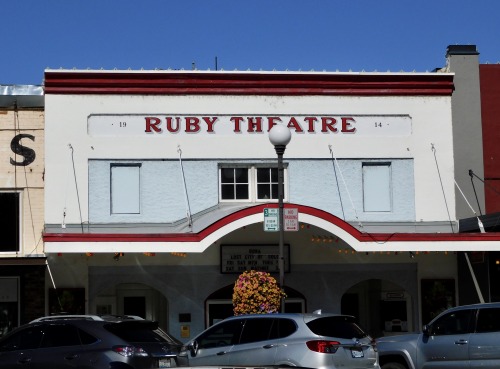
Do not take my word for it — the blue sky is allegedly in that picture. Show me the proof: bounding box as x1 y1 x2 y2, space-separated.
2 0 499 85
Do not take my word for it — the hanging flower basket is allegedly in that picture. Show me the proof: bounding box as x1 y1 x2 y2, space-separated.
232 270 286 315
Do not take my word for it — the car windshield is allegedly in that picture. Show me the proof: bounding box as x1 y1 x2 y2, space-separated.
306 316 368 339
105 321 180 344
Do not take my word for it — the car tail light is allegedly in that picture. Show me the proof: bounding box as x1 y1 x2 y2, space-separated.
306 340 340 353
371 338 378 352
112 345 149 357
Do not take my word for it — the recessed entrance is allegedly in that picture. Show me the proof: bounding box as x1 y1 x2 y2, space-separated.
94 283 169 330
342 279 412 338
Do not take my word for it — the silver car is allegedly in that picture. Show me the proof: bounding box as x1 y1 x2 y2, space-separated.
178 312 380 369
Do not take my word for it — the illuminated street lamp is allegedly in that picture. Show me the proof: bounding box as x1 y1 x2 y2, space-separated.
268 124 292 312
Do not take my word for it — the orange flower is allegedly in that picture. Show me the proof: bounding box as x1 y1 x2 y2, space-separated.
232 270 286 315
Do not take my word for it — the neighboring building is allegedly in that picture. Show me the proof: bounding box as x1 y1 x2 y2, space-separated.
446 45 500 305
446 45 485 220
42 67 500 340
0 85 45 336
478 62 500 302
479 62 500 214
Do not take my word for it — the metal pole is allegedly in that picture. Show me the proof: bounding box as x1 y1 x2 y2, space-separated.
275 144 286 313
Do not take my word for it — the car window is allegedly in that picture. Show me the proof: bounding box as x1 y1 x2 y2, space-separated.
430 309 474 336
197 319 244 349
0 326 44 351
106 322 169 343
270 318 297 339
239 318 274 344
78 328 99 345
306 316 367 339
154 328 182 345
476 308 500 333
40 324 81 348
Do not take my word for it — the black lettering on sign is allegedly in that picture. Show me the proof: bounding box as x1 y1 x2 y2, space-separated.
10 134 36 166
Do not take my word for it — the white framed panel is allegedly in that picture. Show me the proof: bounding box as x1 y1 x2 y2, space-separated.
111 164 141 214
363 163 392 212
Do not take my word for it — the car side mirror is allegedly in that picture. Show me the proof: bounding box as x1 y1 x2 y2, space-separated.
422 324 430 336
188 340 199 357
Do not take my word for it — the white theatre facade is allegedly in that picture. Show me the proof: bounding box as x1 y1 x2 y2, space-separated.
43 70 499 340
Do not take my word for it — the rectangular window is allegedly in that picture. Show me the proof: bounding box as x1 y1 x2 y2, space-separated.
257 168 279 200
111 164 141 214
362 163 391 212
219 166 287 202
0 193 20 252
220 168 249 200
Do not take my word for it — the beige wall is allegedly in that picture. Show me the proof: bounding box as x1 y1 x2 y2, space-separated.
0 109 45 256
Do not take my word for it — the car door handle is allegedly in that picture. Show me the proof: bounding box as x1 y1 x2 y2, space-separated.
263 344 276 349
455 339 468 345
216 351 227 355
18 357 31 364
65 354 79 360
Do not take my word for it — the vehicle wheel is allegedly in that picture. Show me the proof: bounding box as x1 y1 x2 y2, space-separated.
382 362 406 369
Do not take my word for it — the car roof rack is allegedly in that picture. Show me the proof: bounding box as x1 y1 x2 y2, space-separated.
30 314 145 323
31 315 105 322
99 315 144 321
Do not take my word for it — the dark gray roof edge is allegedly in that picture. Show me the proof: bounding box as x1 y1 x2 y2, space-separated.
446 44 479 56
0 84 44 108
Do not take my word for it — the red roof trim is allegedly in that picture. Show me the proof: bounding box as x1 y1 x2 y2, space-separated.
44 71 454 96
43 203 500 243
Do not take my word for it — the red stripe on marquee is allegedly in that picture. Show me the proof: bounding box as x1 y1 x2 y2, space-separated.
43 203 500 244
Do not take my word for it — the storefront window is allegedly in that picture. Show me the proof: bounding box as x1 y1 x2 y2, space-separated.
0 278 19 337
421 279 456 324
0 193 20 252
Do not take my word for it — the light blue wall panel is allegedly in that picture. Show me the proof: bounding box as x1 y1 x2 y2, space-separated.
289 159 415 222
89 159 414 224
89 160 219 223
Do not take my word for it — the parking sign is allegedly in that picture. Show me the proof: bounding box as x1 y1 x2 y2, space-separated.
263 208 279 231
284 208 299 231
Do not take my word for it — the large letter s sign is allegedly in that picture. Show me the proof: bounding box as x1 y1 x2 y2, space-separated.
10 134 36 166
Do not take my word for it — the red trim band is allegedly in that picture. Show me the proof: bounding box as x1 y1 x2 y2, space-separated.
44 71 454 96
43 203 500 243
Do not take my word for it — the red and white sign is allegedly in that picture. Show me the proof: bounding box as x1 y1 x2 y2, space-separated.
284 208 299 231
87 114 411 137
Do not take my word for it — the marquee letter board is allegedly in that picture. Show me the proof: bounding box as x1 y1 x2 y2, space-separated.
220 244 290 274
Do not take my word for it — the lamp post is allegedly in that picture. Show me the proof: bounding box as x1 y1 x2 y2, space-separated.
268 124 292 313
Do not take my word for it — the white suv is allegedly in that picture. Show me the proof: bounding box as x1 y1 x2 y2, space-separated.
178 312 380 369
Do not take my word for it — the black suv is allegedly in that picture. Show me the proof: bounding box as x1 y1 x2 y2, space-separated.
0 315 182 369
